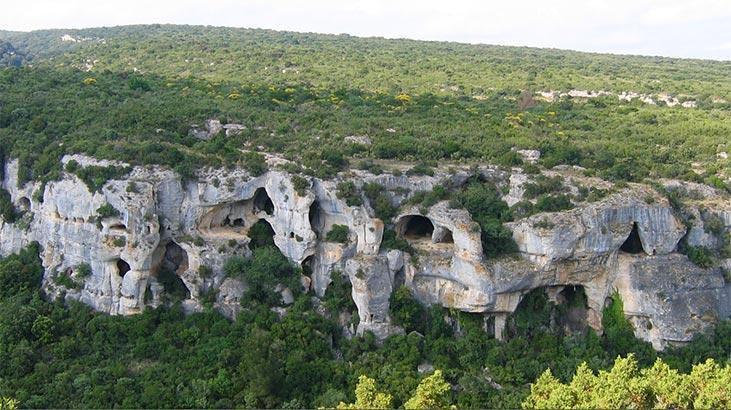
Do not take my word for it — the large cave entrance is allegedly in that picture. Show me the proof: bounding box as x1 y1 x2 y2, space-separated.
158 269 191 302
620 222 645 254
556 285 589 334
400 215 434 239
162 241 189 275
116 259 131 277
248 219 276 249
253 187 274 216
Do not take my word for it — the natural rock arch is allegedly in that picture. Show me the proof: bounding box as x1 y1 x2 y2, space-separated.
620 222 645 254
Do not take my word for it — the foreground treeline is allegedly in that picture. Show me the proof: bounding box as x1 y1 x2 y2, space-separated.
0 244 729 409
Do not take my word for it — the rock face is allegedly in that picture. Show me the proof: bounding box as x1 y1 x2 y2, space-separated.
1 155 729 350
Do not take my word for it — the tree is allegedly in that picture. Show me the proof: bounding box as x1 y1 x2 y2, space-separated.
404 370 452 409
523 355 731 409
338 375 392 410
0 398 18 410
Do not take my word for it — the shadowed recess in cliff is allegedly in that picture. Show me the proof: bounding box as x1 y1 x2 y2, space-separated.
162 241 189 274
398 215 434 239
248 219 275 249
308 199 323 237
116 259 130 277
253 187 274 216
620 222 645 254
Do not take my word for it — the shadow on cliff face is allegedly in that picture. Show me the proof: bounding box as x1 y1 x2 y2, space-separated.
620 222 646 254
248 219 275 249
116 259 130 277
401 215 434 239
253 187 274 215
506 285 591 339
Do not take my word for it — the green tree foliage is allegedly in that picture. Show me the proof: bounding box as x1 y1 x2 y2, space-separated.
325 224 350 243
523 354 731 409
337 375 393 409
389 285 427 333
0 188 18 223
404 370 452 409
454 179 517 258
95 202 119 218
0 242 42 298
0 397 18 410
223 246 299 306
0 234 729 408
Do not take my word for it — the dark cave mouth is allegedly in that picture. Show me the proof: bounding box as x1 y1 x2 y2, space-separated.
620 222 645 254
401 215 434 239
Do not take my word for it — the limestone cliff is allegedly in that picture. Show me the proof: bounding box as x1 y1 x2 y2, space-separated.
1 155 729 350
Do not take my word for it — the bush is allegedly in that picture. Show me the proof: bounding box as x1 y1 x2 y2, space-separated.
523 175 565 199
363 182 397 221
0 188 19 223
534 194 574 213
291 175 309 196
685 246 714 268
96 203 119 219
75 263 92 278
336 181 362 206
389 285 426 333
325 224 350 243
453 179 517 258
72 165 132 192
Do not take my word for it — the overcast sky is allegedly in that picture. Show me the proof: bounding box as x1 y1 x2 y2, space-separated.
2 0 731 60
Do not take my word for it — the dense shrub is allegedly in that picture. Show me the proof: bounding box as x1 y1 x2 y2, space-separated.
0 188 18 223
454 180 517 258
325 224 350 243
336 181 362 206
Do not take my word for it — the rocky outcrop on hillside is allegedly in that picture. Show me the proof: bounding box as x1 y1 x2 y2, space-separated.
1 156 729 350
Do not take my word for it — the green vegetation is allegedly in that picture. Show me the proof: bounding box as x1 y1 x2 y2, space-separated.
325 224 350 243
0 246 730 408
0 25 728 188
453 179 517 258
290 175 309 196
685 245 715 269
96 202 119 218
0 188 18 223
524 355 731 409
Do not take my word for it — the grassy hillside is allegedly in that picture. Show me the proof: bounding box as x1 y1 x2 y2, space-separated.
0 25 729 187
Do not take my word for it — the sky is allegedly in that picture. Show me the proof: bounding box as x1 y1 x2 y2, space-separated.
2 0 731 60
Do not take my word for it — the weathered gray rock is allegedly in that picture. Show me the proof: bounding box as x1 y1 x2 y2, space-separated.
1 154 729 349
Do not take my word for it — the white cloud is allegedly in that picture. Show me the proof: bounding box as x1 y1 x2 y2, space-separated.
0 0 729 60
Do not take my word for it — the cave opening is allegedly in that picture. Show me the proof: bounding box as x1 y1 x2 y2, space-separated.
401 215 434 239
309 200 323 237
116 259 131 277
162 241 189 274
232 218 245 227
248 219 276 249
301 255 314 276
620 222 645 254
18 197 31 211
394 267 405 288
556 285 589 334
157 268 191 302
253 187 274 216
434 227 454 244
